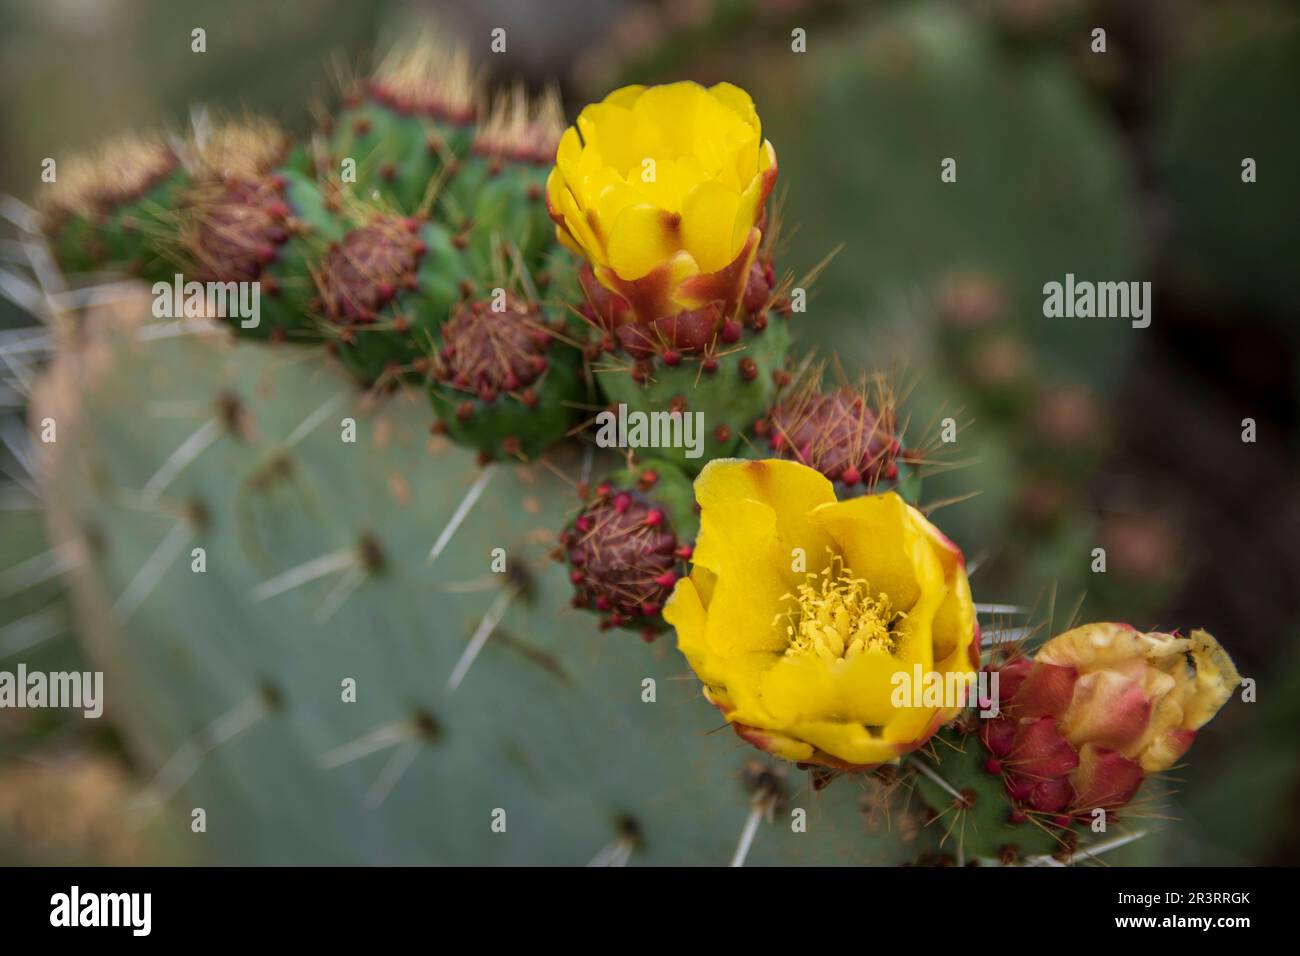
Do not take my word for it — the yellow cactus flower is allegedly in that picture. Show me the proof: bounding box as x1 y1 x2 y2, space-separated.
663 458 979 769
546 81 778 325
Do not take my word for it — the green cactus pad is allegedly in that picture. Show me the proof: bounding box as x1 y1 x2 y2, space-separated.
439 155 554 276
329 99 472 213
33 307 942 865
326 37 477 213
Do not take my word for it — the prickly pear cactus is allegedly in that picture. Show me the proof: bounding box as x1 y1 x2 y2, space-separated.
12 20 1245 867
34 306 923 865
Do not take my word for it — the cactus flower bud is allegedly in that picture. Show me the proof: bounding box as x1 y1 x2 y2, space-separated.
428 291 582 460
39 132 186 280
329 32 477 212
982 623 1240 817
764 381 901 492
316 210 474 383
182 168 342 339
562 462 698 636
546 81 778 329
550 82 789 469
663 458 977 769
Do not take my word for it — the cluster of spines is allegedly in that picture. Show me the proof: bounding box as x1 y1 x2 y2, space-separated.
429 291 578 461
434 294 553 407
754 365 903 491
315 212 426 327
183 175 295 285
183 116 292 184
469 83 565 167
351 38 477 126
164 116 354 341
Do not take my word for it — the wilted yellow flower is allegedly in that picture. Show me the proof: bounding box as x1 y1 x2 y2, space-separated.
546 81 777 324
663 459 978 769
984 623 1240 814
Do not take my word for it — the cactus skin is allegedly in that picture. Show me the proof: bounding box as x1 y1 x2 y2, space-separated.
330 97 471 213
911 724 1068 863
316 211 474 385
33 306 945 866
597 316 791 471
324 36 477 213
439 154 554 277
328 64 475 214
182 169 343 341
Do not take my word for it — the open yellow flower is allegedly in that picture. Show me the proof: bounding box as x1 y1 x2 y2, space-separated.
545 81 778 324
664 459 978 769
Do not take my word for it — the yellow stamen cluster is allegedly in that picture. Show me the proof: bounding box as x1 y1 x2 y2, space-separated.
776 554 902 665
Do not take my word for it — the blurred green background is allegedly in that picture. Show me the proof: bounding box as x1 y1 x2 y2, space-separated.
1 0 1296 864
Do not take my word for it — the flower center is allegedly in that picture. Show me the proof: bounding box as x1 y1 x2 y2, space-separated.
776 554 903 664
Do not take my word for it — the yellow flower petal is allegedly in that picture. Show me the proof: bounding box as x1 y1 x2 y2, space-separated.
553 178 604 265
607 84 645 107
576 102 638 175
789 721 898 768
691 458 836 575
605 203 684 280
547 81 777 319
808 493 941 614
1183 628 1240 729
681 180 744 273
698 498 801 658
663 576 722 685
707 81 761 135
554 126 583 178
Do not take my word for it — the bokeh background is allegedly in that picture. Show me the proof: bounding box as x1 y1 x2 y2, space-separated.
1 0 1296 864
